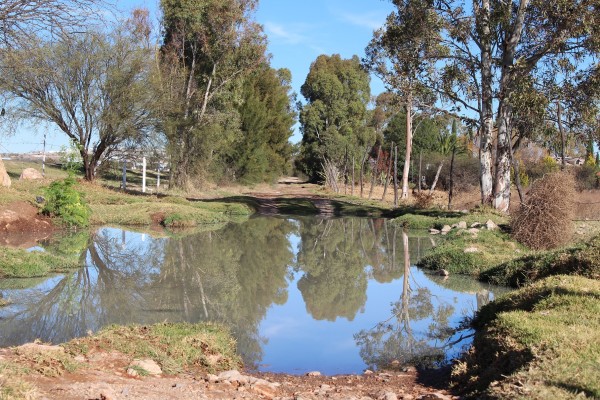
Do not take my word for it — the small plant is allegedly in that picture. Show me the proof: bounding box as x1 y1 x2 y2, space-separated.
511 171 574 250
42 175 91 227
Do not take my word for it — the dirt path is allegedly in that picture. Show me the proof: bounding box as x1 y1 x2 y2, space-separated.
1 345 455 400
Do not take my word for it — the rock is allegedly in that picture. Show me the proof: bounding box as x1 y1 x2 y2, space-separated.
252 382 277 399
464 247 479 253
207 373 219 383
470 222 481 228
74 355 86 362
485 219 498 230
17 343 65 354
468 228 480 235
401 395 415 400
379 392 398 400
19 168 43 180
218 369 251 384
429 229 441 235
364 369 374 375
306 371 321 377
457 221 467 229
441 225 452 233
437 269 449 277
0 158 11 187
402 366 417 373
417 393 452 400
128 359 162 376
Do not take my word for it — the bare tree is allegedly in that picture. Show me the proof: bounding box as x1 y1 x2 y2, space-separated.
0 0 108 47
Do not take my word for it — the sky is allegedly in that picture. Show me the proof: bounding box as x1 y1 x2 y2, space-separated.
0 0 394 153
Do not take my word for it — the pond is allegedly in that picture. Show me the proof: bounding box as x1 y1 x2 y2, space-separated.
0 216 507 375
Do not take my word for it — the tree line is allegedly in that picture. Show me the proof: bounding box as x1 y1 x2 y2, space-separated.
1 0 599 212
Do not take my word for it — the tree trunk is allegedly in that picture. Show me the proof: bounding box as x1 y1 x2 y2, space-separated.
557 100 566 170
351 156 355 196
401 97 413 199
393 145 399 207
429 162 444 194
368 146 381 200
418 151 422 193
382 143 393 201
448 147 456 210
493 102 512 212
476 0 494 206
360 147 369 198
510 138 525 204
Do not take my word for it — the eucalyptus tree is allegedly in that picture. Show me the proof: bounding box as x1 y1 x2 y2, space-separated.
297 54 374 182
157 0 267 189
0 23 154 181
364 0 445 199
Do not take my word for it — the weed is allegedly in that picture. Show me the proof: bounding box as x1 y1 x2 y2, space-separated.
42 175 91 227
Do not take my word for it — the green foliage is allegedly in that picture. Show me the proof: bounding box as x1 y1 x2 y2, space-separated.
43 176 91 227
58 142 84 173
297 54 374 182
231 65 295 183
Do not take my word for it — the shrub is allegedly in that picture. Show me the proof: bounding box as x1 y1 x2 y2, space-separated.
510 171 574 250
412 191 434 208
43 175 91 227
574 164 599 190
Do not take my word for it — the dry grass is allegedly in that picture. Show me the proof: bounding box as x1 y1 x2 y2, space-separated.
511 172 575 250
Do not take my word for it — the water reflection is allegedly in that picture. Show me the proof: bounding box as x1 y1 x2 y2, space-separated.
0 217 506 374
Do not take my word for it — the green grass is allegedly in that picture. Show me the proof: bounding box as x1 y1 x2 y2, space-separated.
481 235 600 287
0 248 81 278
416 229 525 276
453 275 600 399
65 322 242 375
391 206 508 230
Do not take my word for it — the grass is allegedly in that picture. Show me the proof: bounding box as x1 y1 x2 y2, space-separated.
0 248 80 278
65 322 242 375
481 235 600 287
416 229 525 276
391 205 508 230
0 362 36 400
453 275 600 399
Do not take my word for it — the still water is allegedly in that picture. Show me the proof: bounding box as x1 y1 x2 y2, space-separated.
0 216 506 375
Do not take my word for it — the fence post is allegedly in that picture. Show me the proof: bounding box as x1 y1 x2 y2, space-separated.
142 157 147 193
122 160 127 191
156 163 161 191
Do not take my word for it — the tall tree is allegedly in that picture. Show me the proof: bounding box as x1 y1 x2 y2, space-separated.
364 0 444 200
157 0 266 189
0 23 154 181
297 54 374 182
231 65 295 183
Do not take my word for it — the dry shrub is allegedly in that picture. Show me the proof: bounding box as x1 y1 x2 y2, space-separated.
413 191 434 209
511 171 575 250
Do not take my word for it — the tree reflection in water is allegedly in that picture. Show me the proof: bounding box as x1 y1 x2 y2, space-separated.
354 229 456 370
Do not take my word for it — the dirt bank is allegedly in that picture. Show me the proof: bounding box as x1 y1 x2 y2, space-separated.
0 201 56 248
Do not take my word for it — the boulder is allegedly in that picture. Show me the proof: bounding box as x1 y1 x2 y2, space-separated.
429 229 441 235
127 359 162 376
19 167 43 180
485 219 498 230
441 225 452 233
457 221 467 229
0 158 11 187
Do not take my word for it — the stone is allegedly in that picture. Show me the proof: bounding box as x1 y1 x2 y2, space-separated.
429 229 441 235
364 369 374 375
401 395 415 400
306 371 321 377
0 158 11 187
218 369 251 384
128 359 162 376
470 222 481 228
441 225 452 233
464 247 479 253
379 392 398 400
17 343 65 354
438 269 449 277
252 383 277 399
457 221 467 229
485 219 498 230
468 228 480 235
19 168 43 180
417 393 452 400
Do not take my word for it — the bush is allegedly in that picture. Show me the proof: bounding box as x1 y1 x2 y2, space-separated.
43 175 91 227
523 155 559 183
574 164 600 190
510 171 574 250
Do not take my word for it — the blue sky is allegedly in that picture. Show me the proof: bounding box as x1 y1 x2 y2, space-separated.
1 0 393 153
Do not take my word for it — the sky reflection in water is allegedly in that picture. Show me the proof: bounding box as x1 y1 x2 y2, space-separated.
0 217 506 375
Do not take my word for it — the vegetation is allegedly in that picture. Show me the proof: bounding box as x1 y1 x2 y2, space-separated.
0 247 80 278
42 175 91 227
453 275 600 399
511 172 575 250
66 323 242 374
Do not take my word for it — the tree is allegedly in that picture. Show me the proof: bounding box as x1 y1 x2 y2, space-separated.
230 65 295 183
0 0 105 47
157 0 266 189
0 23 154 181
364 0 444 200
297 54 374 182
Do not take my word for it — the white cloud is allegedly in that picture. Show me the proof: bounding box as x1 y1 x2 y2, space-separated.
337 11 387 31
264 22 307 45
